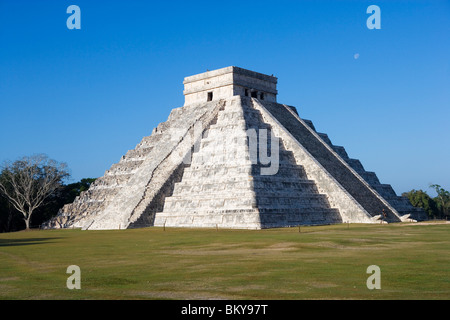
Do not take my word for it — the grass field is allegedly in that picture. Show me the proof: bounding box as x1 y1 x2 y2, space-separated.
0 222 449 300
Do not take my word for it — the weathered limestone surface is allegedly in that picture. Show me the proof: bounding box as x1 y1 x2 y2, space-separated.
184 66 277 105
257 100 402 223
154 96 341 228
300 117 427 221
44 100 225 230
43 66 426 230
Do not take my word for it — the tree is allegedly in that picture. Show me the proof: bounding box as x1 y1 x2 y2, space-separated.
402 189 438 219
64 178 96 200
430 184 450 218
35 178 96 225
0 176 96 233
0 193 22 232
0 154 70 230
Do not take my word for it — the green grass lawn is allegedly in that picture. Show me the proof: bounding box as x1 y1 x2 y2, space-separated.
0 222 449 300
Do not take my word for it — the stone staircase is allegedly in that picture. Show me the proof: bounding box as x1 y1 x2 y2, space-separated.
43 99 225 229
154 96 340 229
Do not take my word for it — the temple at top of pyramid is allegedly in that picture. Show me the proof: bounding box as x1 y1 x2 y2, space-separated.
183 66 278 104
43 66 427 230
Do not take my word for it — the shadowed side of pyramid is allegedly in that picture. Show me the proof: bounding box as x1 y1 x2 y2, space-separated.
309 124 428 222
253 99 420 223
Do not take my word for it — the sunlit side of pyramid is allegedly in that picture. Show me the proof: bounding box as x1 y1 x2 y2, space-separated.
43 66 427 230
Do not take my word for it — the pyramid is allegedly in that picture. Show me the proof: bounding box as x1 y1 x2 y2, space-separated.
44 67 427 230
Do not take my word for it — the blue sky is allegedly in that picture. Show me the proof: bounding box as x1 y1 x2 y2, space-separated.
1 0 449 197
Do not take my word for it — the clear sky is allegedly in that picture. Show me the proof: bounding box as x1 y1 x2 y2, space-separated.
1 0 449 197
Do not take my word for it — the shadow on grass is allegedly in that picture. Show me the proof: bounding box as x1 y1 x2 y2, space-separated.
0 238 61 247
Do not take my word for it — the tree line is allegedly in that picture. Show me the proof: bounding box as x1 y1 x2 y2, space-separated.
0 154 448 233
402 184 449 220
0 154 95 232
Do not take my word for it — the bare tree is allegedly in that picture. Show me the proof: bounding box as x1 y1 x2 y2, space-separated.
0 154 70 230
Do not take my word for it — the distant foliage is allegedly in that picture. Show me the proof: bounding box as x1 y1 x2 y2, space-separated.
0 172 96 233
403 189 438 218
0 154 70 230
429 184 449 218
403 184 449 219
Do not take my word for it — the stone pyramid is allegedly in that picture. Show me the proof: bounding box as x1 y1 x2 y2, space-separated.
44 67 426 230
